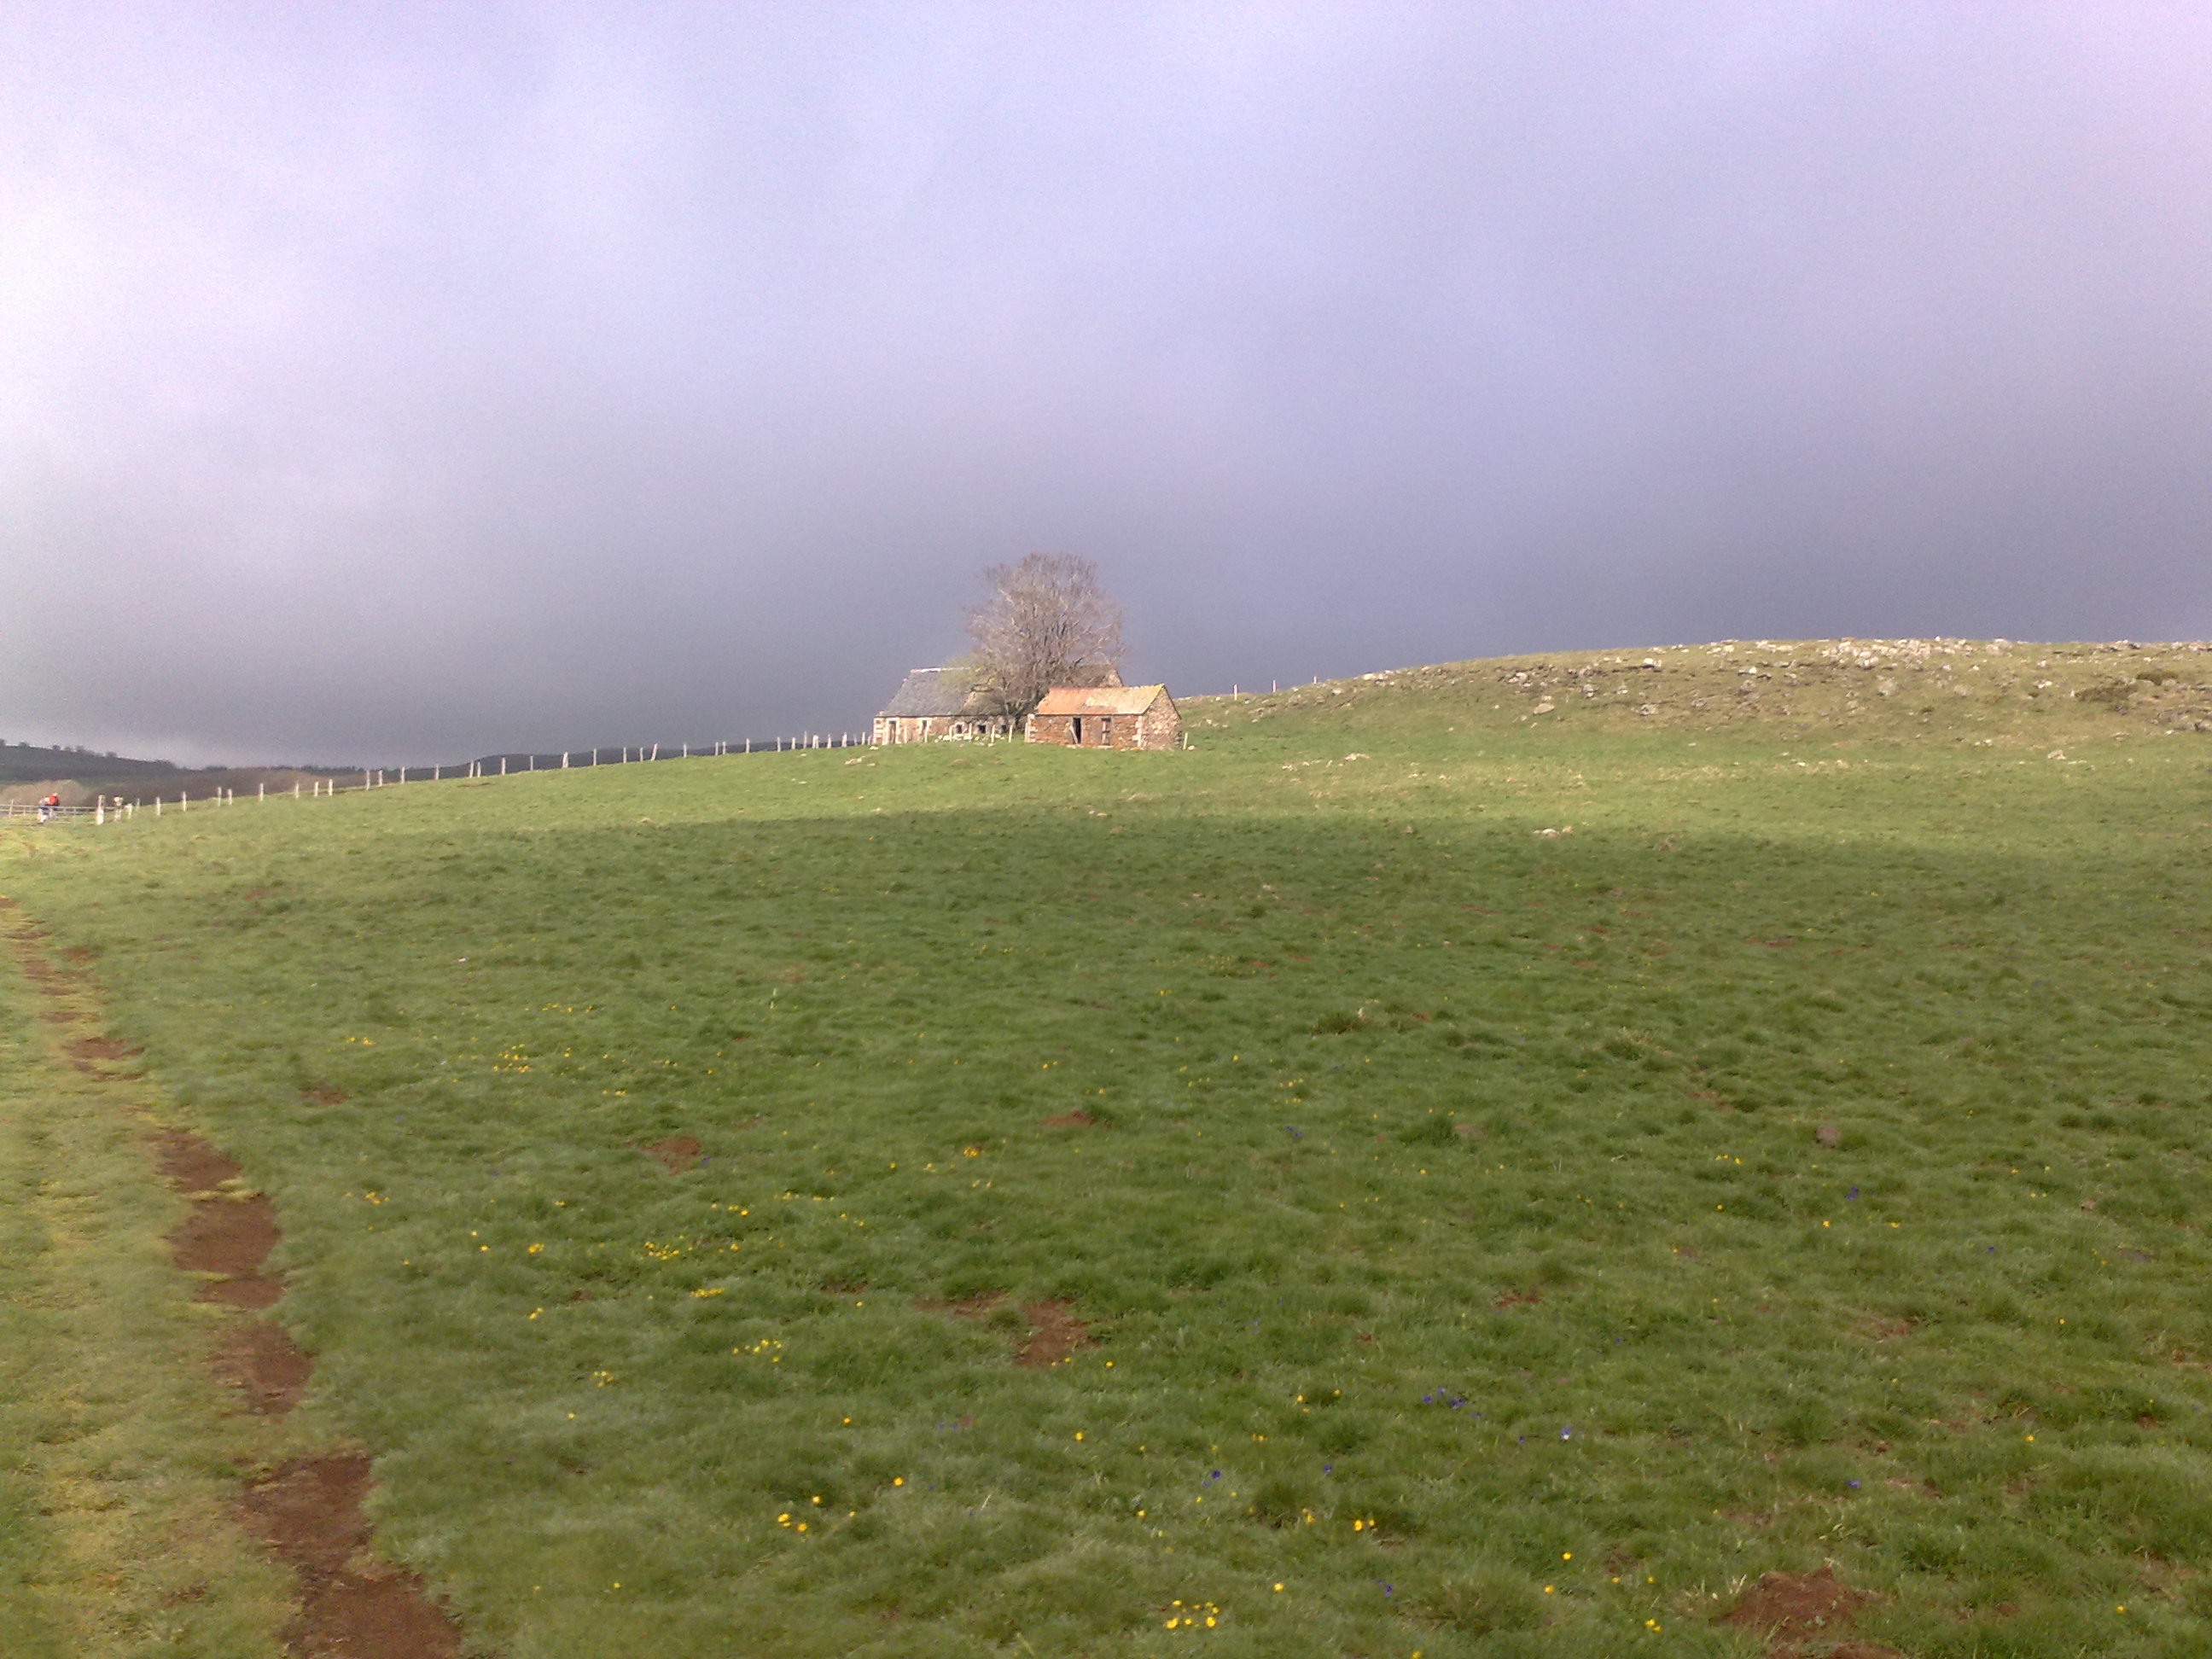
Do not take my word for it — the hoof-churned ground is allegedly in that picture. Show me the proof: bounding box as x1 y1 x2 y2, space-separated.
0 900 461 1657
4 638 2212 1656
0 900 288 1656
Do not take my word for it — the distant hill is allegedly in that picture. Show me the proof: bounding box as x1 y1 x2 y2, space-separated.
0 742 181 786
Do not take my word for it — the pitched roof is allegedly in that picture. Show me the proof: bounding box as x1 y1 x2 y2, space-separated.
879 667 974 719
1033 684 1169 717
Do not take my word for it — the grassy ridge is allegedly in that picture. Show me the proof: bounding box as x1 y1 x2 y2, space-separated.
4 644 2212 1656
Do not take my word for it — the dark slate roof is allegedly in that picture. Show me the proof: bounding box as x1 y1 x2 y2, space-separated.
880 667 973 719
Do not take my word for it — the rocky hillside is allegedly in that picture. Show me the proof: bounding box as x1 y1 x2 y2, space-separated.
1192 637 2212 745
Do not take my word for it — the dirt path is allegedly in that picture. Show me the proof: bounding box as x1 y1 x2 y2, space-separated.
0 897 463 1658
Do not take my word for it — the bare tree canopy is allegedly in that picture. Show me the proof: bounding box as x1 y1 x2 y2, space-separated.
964 554 1126 719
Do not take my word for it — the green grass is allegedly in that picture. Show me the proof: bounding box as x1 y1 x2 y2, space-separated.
0 934 288 1656
5 637 2212 1656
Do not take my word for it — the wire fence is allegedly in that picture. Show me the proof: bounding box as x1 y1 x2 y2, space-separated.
0 801 98 822
3 731 875 826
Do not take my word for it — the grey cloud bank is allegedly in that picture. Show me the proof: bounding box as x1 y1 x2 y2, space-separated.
4 3 2209 764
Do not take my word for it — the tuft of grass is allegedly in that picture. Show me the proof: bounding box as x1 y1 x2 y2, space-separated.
1412 1565 1549 1634
4 637 2212 1654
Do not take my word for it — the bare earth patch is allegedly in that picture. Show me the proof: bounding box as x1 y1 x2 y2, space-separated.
147 1098 461 1647
1040 1109 1096 1129
169 1192 285 1307
645 1134 704 1173
154 1126 242 1193
1721 1566 1883 1655
920 1293 1097 1366
1014 1299 1096 1366
236 1454 462 1659
65 1032 142 1074
212 1322 315 1415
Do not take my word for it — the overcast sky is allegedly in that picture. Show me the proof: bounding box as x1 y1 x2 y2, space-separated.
4 3 2209 764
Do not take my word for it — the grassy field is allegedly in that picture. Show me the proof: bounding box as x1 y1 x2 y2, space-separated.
3 637 2211 1656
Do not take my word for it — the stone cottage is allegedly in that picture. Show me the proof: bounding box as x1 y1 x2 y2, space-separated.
1025 685 1183 750
871 667 1018 744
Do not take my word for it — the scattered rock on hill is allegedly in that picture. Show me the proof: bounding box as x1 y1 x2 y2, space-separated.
1191 637 2212 742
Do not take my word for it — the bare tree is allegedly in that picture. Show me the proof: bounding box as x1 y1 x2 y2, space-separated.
964 553 1126 718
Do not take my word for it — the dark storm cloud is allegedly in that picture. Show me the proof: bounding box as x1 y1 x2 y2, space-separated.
4 3 2209 763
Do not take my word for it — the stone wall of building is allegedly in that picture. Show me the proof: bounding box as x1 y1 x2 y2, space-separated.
1132 699 1183 750
1025 697 1182 750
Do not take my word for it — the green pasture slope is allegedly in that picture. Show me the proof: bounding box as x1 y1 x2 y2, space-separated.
6 637 2212 1657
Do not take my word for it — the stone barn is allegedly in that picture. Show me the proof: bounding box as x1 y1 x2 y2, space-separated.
872 667 1017 744
1025 684 1183 750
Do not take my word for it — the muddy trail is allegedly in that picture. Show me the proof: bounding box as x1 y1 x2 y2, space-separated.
1 896 464 1658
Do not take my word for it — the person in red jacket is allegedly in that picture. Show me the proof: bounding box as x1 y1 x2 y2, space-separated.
37 793 60 823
